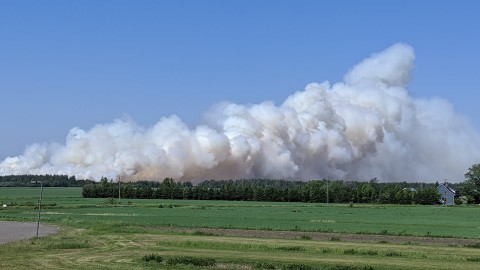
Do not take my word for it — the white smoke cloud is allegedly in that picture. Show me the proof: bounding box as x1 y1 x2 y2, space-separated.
1 43 479 182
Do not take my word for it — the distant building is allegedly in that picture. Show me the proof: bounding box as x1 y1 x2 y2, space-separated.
437 182 456 205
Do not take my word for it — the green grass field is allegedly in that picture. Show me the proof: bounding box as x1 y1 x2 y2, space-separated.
1 187 480 270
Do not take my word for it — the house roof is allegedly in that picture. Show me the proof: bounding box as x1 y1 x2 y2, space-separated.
438 183 456 194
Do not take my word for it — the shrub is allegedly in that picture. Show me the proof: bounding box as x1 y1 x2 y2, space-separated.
276 246 306 252
166 256 216 266
299 234 312 240
103 198 116 205
361 250 378 256
143 254 163 263
282 263 312 270
344 249 358 255
255 262 277 269
385 251 404 257
464 242 480 249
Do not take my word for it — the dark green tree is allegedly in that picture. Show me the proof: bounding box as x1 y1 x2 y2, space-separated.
460 164 480 203
415 186 440 205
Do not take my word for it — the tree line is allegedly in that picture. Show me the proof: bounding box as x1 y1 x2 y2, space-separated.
0 174 94 187
81 177 441 205
4 163 480 204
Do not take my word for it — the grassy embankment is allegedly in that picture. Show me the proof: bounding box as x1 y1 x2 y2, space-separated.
1 187 480 270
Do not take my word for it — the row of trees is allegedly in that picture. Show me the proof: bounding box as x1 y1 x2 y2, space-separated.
0 174 94 187
4 163 480 204
82 177 441 205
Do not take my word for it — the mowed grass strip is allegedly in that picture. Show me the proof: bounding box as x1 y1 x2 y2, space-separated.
2 229 480 270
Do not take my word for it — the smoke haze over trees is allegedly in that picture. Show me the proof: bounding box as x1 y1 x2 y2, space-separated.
1 44 480 182
0 174 93 187
81 177 441 205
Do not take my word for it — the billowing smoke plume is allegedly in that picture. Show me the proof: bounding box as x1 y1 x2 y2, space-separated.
2 44 479 182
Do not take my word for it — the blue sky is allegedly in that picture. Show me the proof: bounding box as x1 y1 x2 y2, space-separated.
1 0 479 160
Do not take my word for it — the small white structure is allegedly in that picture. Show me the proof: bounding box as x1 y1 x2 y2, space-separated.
2 204 7 208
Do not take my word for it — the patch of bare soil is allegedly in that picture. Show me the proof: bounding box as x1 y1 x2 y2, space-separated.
153 226 480 247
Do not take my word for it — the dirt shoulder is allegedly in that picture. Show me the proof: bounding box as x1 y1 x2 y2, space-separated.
154 226 480 247
0 221 58 244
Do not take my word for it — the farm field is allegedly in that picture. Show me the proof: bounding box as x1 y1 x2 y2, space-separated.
1 187 480 270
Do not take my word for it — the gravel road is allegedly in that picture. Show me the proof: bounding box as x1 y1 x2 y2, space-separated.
0 221 58 244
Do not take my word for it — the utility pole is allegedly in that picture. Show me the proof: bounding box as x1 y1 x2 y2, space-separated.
31 181 43 238
118 175 121 204
326 177 329 206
